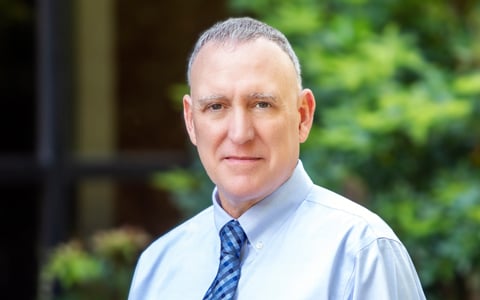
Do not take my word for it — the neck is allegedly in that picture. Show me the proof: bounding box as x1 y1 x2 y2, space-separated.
218 195 262 219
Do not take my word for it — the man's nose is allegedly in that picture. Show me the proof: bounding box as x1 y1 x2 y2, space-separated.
228 108 254 144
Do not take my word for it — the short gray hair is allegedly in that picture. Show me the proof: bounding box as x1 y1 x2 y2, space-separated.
187 17 302 87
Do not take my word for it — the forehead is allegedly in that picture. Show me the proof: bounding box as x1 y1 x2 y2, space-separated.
195 38 288 65
190 39 298 93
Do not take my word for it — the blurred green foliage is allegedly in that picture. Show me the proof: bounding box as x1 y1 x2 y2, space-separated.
155 0 480 298
40 227 151 300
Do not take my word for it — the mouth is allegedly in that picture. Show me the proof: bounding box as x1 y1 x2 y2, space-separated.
223 156 262 162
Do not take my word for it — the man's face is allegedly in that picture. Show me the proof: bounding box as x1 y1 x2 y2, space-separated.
183 38 315 216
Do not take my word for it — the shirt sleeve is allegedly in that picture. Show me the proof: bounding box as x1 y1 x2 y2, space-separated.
346 238 426 300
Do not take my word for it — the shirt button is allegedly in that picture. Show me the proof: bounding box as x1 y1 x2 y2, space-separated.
255 241 264 249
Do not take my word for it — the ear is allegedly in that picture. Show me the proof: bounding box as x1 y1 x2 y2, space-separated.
183 94 197 145
298 88 316 143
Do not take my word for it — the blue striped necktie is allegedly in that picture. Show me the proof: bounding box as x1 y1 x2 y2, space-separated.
203 220 247 300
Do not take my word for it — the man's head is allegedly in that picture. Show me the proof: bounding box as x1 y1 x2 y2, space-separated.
183 17 315 217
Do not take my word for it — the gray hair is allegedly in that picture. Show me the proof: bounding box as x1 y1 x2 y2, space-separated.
187 17 302 87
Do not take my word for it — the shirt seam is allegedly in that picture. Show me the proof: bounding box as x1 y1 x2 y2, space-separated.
343 237 403 299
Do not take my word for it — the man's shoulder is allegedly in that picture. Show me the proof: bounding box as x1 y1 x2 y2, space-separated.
128 206 217 297
303 185 399 242
139 205 215 261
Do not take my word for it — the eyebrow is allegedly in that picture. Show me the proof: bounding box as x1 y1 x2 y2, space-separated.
196 92 278 104
247 92 278 102
196 94 226 105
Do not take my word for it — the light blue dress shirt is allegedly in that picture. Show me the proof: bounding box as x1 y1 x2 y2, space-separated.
128 161 426 299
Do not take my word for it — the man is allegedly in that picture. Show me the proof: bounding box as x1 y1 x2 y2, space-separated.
128 17 426 299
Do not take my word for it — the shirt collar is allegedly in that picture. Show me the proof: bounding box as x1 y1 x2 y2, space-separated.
212 160 314 251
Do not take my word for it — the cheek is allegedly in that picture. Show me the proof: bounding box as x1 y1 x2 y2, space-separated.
264 120 298 148
194 121 224 148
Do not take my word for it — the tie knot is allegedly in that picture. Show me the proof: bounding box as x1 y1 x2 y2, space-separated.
220 220 247 256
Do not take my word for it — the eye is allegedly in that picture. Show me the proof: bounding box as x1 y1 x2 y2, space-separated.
207 103 224 111
255 102 272 109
